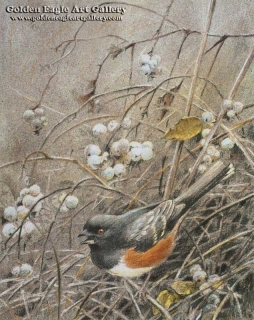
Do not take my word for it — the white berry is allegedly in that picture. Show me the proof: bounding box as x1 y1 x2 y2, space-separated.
202 128 211 138
60 204 69 213
206 145 217 156
139 64 151 75
212 149 221 160
197 164 207 174
33 201 42 213
222 99 233 109
31 118 44 131
141 147 153 161
4 206 17 222
29 184 41 197
23 221 37 234
20 263 33 277
23 110 35 122
40 116 48 126
2 223 17 238
84 144 101 157
199 282 213 295
102 167 115 181
101 152 109 162
142 141 153 149
65 195 79 209
113 164 126 176
87 155 102 170
220 137 234 150
117 139 129 155
202 155 212 165
227 109 235 118
233 101 244 114
107 120 119 132
110 141 121 157
129 141 142 149
152 54 161 63
34 108 44 116
12 266 21 276
129 147 142 162
138 53 151 65
17 206 29 220
193 270 207 283
199 138 206 146
58 192 67 204
20 188 30 199
189 264 202 276
121 118 132 129
149 58 158 69
202 112 214 123
92 123 107 136
22 195 36 208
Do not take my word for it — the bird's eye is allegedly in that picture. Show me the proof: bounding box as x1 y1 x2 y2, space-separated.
97 228 105 235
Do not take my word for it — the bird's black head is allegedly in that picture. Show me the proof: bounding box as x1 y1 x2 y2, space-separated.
78 215 119 247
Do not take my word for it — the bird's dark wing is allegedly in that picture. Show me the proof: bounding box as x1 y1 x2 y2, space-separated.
123 200 177 252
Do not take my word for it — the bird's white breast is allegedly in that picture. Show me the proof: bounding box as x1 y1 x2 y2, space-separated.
109 259 153 278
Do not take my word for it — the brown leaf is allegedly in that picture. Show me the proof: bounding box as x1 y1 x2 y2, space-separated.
159 81 183 120
77 92 94 105
163 81 183 107
109 44 123 59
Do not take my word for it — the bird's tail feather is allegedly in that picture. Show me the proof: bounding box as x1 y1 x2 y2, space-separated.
175 160 234 209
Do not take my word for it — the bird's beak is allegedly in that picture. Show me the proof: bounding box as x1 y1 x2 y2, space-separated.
78 229 96 245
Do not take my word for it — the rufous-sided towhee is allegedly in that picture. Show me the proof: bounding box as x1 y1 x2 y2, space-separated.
79 161 234 278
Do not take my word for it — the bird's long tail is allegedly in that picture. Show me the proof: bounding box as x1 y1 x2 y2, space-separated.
168 160 234 225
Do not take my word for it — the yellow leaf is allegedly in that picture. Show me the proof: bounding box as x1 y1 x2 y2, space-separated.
171 280 196 295
152 290 179 316
164 117 202 141
152 281 197 316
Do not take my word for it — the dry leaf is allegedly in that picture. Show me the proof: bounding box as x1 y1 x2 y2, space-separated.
152 290 179 316
109 44 123 59
164 116 202 141
171 280 196 295
153 281 197 316
162 81 183 107
77 92 94 105
158 81 183 120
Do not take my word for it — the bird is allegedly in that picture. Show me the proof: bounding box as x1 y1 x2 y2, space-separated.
79 161 234 278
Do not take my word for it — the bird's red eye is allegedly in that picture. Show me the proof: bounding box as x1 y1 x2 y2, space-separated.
97 228 105 235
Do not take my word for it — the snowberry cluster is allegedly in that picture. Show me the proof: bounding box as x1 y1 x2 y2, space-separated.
138 53 161 76
198 111 235 174
223 99 244 119
52 193 79 214
92 118 132 137
2 184 43 239
23 107 48 134
111 139 154 162
190 264 222 312
84 144 109 170
12 263 33 277
84 139 154 181
197 112 220 174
